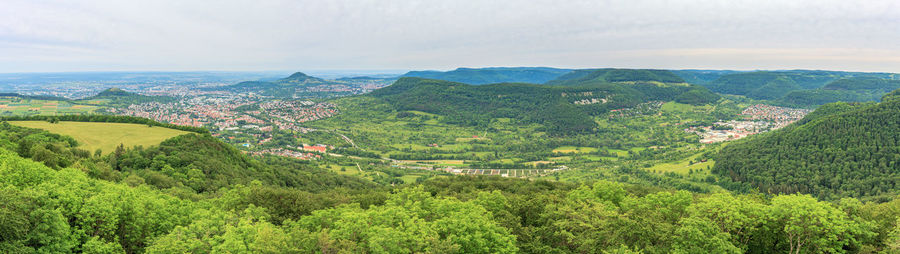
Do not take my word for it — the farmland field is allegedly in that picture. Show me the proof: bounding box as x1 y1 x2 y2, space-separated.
0 98 97 116
9 121 189 154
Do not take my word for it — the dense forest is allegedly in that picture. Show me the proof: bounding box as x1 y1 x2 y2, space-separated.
776 78 900 107
402 67 572 85
702 71 898 106
713 92 900 200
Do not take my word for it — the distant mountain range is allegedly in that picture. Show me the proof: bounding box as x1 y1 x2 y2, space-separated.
402 67 572 85
212 68 900 107
696 70 898 106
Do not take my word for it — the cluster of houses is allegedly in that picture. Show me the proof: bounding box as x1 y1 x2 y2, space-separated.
687 104 811 143
247 148 322 160
686 120 772 143
258 100 338 124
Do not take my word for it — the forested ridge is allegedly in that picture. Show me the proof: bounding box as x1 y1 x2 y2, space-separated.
545 68 687 86
714 92 900 200
402 67 572 85
777 78 900 107
364 76 718 135
701 71 899 106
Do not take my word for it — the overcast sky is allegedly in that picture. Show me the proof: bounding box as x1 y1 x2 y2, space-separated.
1 0 899 73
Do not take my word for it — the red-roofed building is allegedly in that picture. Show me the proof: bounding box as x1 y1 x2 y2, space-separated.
302 145 327 153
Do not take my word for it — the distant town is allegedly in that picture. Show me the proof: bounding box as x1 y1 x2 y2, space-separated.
685 104 812 143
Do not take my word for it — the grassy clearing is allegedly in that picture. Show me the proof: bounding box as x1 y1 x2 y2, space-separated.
552 146 599 154
9 121 189 154
400 174 425 184
645 153 715 175
324 165 365 176
660 102 695 113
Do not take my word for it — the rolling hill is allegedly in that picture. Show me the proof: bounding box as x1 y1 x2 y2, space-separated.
341 75 719 135
402 67 572 85
545 68 687 86
543 68 720 105
213 72 339 96
702 70 898 102
713 89 900 200
367 78 597 134
670 69 742 85
776 78 900 107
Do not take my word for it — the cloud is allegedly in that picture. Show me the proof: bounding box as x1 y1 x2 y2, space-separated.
1 0 898 72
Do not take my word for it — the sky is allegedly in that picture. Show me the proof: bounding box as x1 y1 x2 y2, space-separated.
1 0 899 73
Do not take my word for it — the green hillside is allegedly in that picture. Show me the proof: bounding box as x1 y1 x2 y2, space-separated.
777 78 900 107
546 68 686 86
542 69 720 105
704 70 897 102
713 90 900 200
402 67 572 85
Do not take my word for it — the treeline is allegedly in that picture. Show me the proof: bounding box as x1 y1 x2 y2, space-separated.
0 114 209 133
0 122 89 169
402 67 572 85
714 96 900 200
545 68 686 85
0 92 70 101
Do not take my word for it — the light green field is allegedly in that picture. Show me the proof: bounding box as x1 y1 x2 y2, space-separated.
552 146 599 154
325 165 364 176
9 121 189 154
400 174 426 184
660 102 695 113
645 153 715 175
